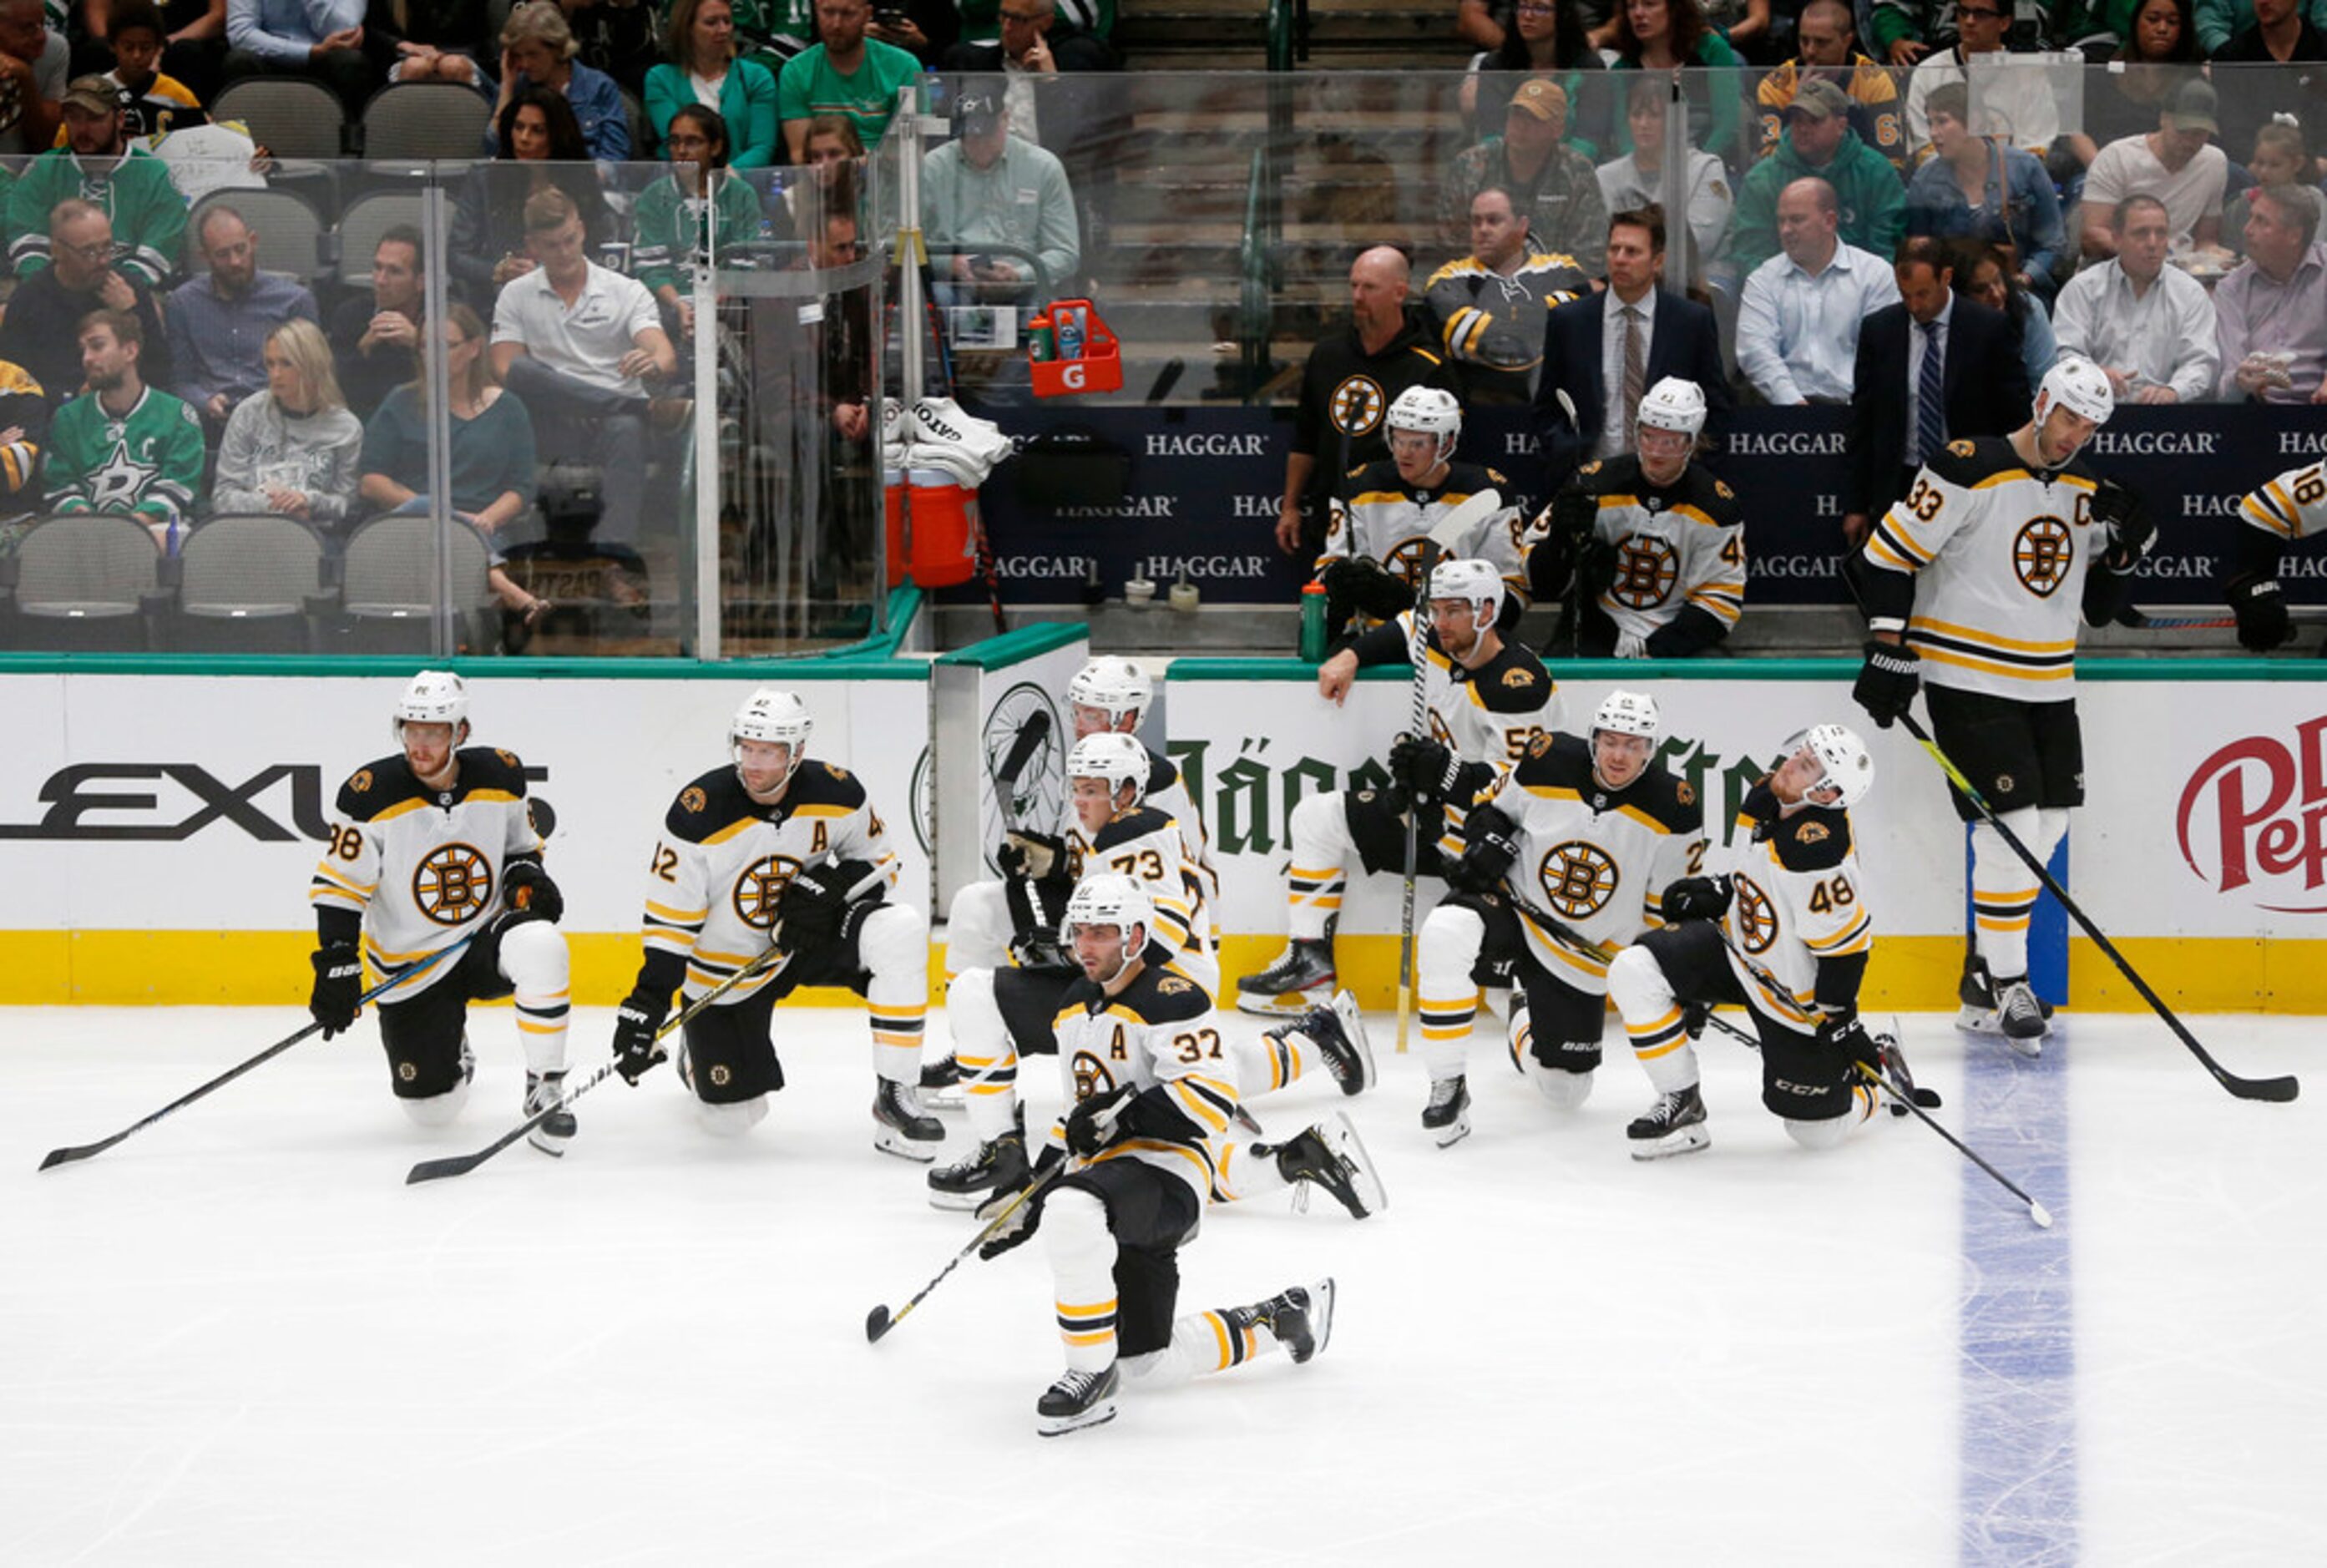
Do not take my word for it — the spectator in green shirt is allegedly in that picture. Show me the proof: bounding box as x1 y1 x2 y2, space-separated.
777 0 922 159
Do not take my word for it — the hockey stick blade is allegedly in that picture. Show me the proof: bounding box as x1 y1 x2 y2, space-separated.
994 705 1054 793
404 1058 624 1185
41 937 472 1172
1425 487 1503 556
1900 714 2299 1104
865 1304 895 1343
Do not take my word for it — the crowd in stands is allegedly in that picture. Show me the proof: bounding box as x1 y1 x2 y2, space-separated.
1419 0 2327 417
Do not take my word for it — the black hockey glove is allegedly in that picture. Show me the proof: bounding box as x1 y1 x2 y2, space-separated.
308 944 362 1039
974 1141 1062 1261
2227 573 2294 652
1577 534 1620 595
1659 874 1733 924
1388 734 1459 807
1445 806 1520 896
610 986 671 1085
777 859 877 952
1817 1009 1882 1076
498 858 564 925
997 830 1065 882
1551 486 1598 542
1009 928 1073 973
1064 1085 1136 1158
2090 478 2155 569
1679 1000 1711 1039
1853 641 1921 731
1321 555 1413 627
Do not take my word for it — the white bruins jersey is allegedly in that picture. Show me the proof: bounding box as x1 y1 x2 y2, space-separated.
1042 743 1216 909
2240 461 2327 543
1323 459 1529 609
1861 436 2103 699
1389 609 1561 771
1488 732 1705 993
1719 785 1873 1038
1085 804 1217 991
310 747 542 999
1050 953 1240 1206
1571 455 1747 645
640 760 900 1004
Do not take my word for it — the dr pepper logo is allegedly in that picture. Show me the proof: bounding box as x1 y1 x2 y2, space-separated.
2178 717 2327 912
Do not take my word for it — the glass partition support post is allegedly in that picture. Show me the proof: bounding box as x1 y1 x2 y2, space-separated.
894 83 928 410
1659 70 1693 291
693 159 721 660
420 180 456 659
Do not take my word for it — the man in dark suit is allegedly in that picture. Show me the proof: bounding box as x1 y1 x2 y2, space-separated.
1529 204 1730 498
1844 235 2031 544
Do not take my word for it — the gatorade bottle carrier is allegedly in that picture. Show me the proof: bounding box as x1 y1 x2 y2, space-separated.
1029 298 1122 397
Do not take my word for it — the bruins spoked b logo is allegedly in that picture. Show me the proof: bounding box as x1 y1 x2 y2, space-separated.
1070 1051 1120 1103
2013 516 2074 597
412 843 493 925
733 854 803 928
1611 535 1680 609
1330 375 1387 438
1537 841 1619 920
1733 875 1779 954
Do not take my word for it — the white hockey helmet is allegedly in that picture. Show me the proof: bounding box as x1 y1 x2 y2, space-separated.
1591 689 1661 742
2036 354 2114 428
392 670 469 743
731 688 813 781
1067 655 1152 731
1062 870 1155 954
1791 722 1874 808
1636 376 1708 439
1387 385 1463 463
1429 556 1504 628
1066 731 1151 807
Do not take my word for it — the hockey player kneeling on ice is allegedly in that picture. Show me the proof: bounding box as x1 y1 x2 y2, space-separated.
975 874 1348 1437
1415 690 1705 1146
607 689 941 1156
1313 387 1526 639
1606 725 1902 1158
1849 356 2152 1058
1239 556 1556 1016
933 737 1378 1211
308 672 575 1154
2221 460 2327 655
1524 377 1744 659
934 655 1217 1093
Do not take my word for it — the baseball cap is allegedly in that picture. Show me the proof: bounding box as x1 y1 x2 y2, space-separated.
1509 78 1569 122
1787 78 1851 122
2166 78 2218 134
954 88 1004 134
60 76 126 117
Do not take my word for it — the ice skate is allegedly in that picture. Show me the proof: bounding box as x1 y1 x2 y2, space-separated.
918 1053 965 1112
1627 1084 1709 1160
524 1069 575 1156
1276 988 1373 1095
1252 1277 1337 1365
1270 1112 1386 1219
1036 1363 1120 1437
927 1130 1028 1211
1957 956 2051 1044
1236 937 1337 1016
873 1078 943 1161
1996 977 2048 1058
1422 1074 1471 1148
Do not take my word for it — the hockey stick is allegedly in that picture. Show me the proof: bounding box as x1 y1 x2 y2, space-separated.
1899 711 2299 1104
866 1158 1070 1343
994 703 1060 937
40 937 474 1171
406 867 894 1185
1550 387 1588 658
1854 1059 2052 1227
865 1099 1125 1343
1392 489 1505 1055
2112 606 2238 631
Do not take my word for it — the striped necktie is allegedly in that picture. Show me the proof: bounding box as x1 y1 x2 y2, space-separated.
1915 317 1945 465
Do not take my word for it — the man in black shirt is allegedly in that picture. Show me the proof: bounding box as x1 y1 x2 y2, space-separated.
1276 244 1460 559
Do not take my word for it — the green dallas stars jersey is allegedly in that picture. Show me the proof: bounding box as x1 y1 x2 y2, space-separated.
43 385 204 526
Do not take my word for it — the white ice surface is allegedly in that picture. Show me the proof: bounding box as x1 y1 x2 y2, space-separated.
3 1006 2321 1566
